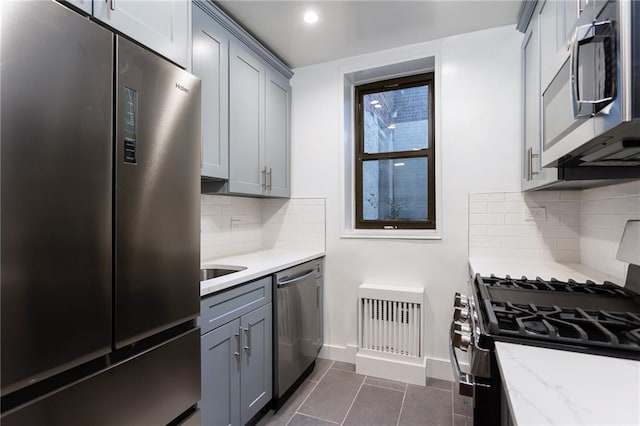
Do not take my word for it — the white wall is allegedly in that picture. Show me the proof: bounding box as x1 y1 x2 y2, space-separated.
290 25 522 379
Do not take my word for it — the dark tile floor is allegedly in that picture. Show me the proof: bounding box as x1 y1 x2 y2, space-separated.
257 359 474 426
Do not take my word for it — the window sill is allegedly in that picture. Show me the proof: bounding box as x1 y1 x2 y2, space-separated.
340 228 441 240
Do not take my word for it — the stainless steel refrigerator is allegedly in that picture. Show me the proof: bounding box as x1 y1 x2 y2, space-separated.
1 1 202 423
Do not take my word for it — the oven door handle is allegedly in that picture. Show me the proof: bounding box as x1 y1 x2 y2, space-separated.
449 321 475 397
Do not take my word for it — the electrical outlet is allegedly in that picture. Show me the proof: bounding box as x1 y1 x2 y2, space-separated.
522 207 546 221
230 218 242 230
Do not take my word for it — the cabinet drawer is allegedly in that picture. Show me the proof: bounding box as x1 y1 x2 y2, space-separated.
199 276 272 335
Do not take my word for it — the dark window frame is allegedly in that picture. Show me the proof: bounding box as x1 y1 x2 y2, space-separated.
354 73 436 230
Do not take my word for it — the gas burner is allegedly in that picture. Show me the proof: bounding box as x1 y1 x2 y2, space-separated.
488 301 640 352
481 275 632 296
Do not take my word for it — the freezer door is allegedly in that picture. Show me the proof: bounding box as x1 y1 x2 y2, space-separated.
0 0 113 394
115 37 201 347
1 328 201 425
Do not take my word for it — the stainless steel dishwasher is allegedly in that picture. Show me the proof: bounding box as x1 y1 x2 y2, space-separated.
273 259 322 406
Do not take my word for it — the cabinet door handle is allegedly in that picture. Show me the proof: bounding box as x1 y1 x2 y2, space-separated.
261 167 267 190
234 327 242 360
268 167 272 191
527 148 539 182
109 0 116 11
527 148 532 182
243 323 252 356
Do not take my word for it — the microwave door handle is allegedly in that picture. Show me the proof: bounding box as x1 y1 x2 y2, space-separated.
571 21 615 118
571 24 591 118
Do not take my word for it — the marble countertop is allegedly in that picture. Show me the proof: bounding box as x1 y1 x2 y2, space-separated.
496 342 640 426
468 257 622 285
200 249 325 297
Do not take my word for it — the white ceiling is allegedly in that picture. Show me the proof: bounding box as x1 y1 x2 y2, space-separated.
216 0 523 69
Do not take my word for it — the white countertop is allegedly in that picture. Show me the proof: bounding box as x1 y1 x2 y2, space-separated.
200 249 325 297
496 342 640 426
469 257 622 285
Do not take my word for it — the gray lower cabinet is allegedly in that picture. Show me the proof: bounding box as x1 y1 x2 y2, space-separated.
200 277 272 426
240 303 272 424
201 319 241 426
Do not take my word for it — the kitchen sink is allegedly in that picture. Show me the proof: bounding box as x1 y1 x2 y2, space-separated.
200 266 247 281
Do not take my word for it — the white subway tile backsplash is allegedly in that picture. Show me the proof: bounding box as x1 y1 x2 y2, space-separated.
469 225 488 236
200 195 326 261
486 224 538 237
582 180 640 200
559 191 581 200
579 181 640 282
469 202 488 213
469 213 505 225
469 193 505 202
470 235 502 248
546 201 580 214
525 191 561 202
487 202 523 214
504 193 525 202
501 236 550 250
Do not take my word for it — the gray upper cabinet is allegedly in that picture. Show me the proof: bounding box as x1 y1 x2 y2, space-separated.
265 69 291 197
194 1 293 198
522 22 540 191
192 5 229 180
229 41 267 196
519 0 563 191
93 0 188 68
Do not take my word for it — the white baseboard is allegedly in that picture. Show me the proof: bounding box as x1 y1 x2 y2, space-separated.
355 351 427 386
317 344 468 384
318 344 358 363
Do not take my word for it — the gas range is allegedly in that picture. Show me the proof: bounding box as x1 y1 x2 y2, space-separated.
476 275 640 359
449 273 640 425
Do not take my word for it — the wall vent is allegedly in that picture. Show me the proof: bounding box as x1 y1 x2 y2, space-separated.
356 283 426 385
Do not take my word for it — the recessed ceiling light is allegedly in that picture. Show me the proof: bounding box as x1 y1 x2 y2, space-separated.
303 10 319 24
374 104 382 108
393 162 405 167
370 100 379 105
387 124 396 129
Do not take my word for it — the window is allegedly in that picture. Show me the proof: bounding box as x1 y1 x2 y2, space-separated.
354 73 435 230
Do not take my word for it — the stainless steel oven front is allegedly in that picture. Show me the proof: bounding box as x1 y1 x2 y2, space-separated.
449 287 500 425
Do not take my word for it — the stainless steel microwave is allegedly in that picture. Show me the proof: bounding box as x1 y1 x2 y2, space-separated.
541 0 640 168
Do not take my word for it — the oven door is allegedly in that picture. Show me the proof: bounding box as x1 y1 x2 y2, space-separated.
450 288 501 425
448 321 474 397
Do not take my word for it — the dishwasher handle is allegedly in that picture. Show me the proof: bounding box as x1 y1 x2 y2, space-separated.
277 270 315 288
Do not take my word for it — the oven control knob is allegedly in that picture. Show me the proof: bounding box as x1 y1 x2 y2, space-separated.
454 307 469 321
454 292 469 308
453 331 471 351
454 322 471 333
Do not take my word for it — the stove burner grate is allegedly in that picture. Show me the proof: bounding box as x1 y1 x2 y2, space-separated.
489 301 640 352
